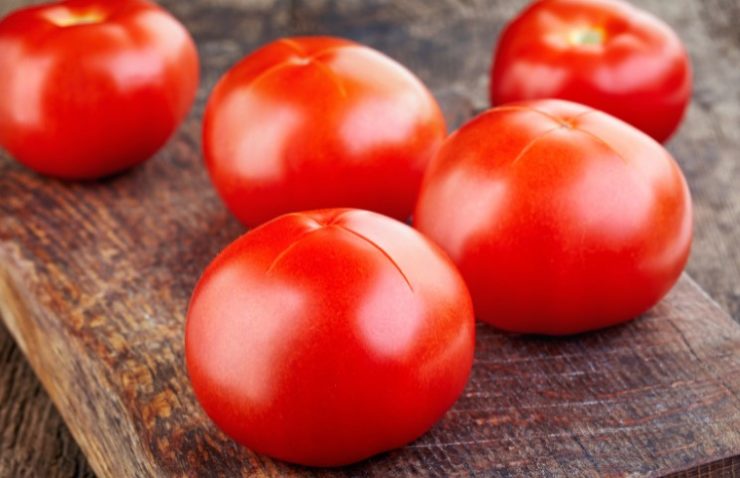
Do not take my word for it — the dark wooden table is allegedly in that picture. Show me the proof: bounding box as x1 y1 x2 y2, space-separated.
1 0 739 476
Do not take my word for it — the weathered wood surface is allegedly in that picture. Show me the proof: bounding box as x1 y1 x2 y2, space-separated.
0 322 94 478
1 0 740 476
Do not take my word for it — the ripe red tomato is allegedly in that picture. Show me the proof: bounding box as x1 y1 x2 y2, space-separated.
186 209 475 466
202 36 446 227
490 0 692 143
0 0 199 179
414 99 692 335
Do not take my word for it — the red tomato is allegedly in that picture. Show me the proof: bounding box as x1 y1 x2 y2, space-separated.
202 36 446 227
414 99 692 335
0 0 199 179
490 0 692 143
186 209 474 466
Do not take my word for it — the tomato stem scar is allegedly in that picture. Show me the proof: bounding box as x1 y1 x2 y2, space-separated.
44 8 106 27
568 27 606 46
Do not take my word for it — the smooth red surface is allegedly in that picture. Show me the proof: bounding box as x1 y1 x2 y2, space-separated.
414 99 692 335
185 209 475 467
490 0 692 143
202 36 447 227
0 0 199 179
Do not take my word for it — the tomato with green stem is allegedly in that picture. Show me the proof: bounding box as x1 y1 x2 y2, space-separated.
490 0 692 143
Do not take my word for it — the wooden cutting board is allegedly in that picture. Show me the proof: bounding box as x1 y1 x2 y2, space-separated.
1 0 740 476
1 120 740 478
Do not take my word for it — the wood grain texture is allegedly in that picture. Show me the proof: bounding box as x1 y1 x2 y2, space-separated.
0 321 94 478
1 0 739 477
2 210 740 477
665 457 740 478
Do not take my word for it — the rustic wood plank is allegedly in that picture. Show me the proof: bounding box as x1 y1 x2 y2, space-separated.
0 321 94 478
2 184 740 478
2 96 740 477
1 0 740 476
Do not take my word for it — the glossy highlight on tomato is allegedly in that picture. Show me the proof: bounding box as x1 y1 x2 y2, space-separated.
186 208 475 466
415 99 692 335
0 0 199 179
203 36 447 227
490 0 692 143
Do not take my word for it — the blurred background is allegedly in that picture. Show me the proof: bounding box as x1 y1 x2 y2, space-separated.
1 0 738 476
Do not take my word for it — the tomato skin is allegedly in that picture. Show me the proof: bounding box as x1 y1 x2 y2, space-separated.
414 99 692 335
0 0 199 179
185 209 475 466
202 37 447 227
490 0 692 143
